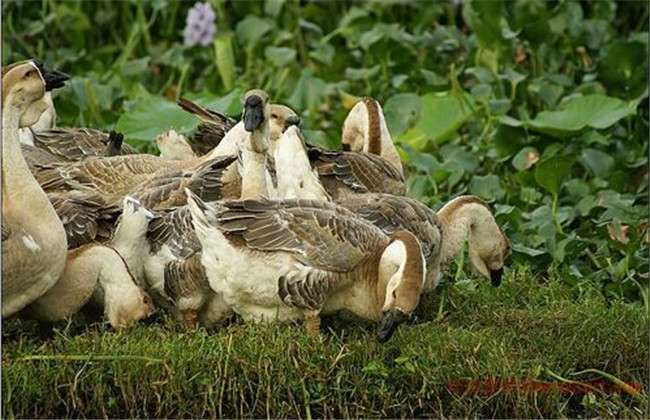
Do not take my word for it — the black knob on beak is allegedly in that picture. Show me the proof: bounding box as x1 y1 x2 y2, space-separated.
284 115 301 130
376 308 410 343
33 60 69 91
243 94 265 132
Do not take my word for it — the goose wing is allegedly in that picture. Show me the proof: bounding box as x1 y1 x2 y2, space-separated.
148 206 200 259
32 128 137 162
48 190 120 248
133 155 236 209
178 98 237 156
162 253 210 305
340 193 441 259
308 147 406 197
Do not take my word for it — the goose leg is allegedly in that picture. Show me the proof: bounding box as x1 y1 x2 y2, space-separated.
184 309 199 329
304 313 321 334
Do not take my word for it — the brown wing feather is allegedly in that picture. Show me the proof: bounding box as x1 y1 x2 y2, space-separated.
163 253 211 305
308 147 406 198
48 190 120 248
339 193 441 259
148 206 200 258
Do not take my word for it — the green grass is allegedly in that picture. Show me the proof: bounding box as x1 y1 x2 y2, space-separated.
2 266 648 419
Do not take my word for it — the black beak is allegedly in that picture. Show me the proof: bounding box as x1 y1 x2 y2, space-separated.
490 267 503 287
376 308 410 343
283 115 301 130
33 61 69 91
243 95 265 132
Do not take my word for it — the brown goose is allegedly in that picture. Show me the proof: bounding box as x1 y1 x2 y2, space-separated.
186 192 427 342
2 61 68 317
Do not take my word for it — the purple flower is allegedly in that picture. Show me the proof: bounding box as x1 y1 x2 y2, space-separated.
183 2 217 47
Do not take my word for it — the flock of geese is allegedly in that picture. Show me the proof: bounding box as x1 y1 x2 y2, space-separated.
2 60 511 342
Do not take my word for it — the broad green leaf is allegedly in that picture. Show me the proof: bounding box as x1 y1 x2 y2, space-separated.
383 93 421 137
579 148 615 178
345 66 380 81
534 156 573 197
412 91 474 148
468 174 505 202
527 94 637 138
116 90 243 142
512 146 540 171
264 0 286 17
287 69 327 111
264 46 297 67
214 36 235 91
309 42 334 66
235 16 273 46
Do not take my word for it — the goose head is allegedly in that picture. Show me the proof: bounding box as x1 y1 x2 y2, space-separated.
376 230 426 342
2 62 48 127
438 196 511 287
341 98 403 173
100 248 155 329
274 125 329 200
269 104 301 142
242 90 271 151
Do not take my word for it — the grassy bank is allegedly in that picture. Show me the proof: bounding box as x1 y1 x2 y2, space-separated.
2 267 648 419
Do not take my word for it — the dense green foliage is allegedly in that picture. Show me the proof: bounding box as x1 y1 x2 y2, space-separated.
2 2 649 418
3 269 648 418
3 0 648 304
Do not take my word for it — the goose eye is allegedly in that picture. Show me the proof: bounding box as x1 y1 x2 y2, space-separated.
24 70 34 78
271 113 278 119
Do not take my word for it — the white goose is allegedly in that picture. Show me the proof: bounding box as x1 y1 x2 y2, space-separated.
2 61 68 317
186 190 426 342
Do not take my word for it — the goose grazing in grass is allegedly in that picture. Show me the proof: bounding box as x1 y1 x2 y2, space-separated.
178 97 300 157
21 197 155 329
2 61 68 318
186 190 427 342
341 98 404 176
437 195 511 286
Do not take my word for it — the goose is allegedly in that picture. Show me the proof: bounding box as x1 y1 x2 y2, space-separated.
20 197 155 328
2 61 68 318
178 97 301 157
341 98 404 176
185 191 427 342
437 195 511 286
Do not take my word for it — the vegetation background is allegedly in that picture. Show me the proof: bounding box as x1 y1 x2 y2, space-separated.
2 0 648 418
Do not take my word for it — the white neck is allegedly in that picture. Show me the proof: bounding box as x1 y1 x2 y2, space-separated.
239 148 268 199
2 101 61 229
274 128 328 200
110 214 150 287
